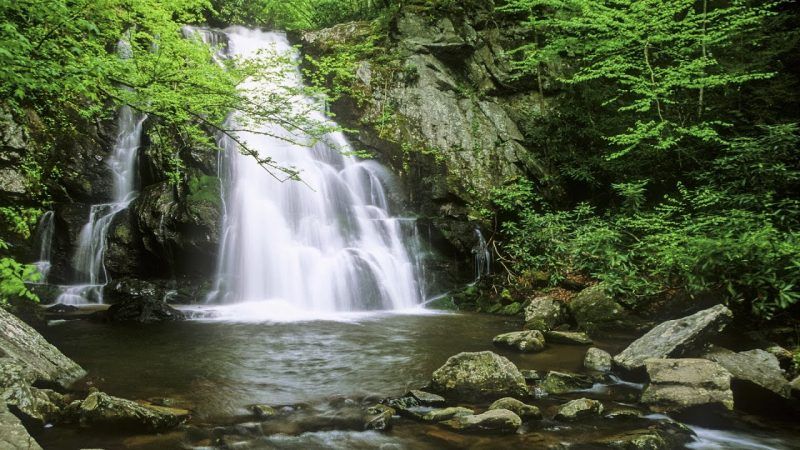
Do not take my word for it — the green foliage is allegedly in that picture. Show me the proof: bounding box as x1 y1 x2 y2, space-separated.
210 0 396 29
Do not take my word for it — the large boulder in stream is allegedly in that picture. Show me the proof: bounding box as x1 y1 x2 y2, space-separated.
569 284 630 333
554 398 604 421
492 330 545 352
0 403 43 450
584 347 613 372
488 397 542 420
640 359 734 414
63 391 188 432
440 409 522 434
430 351 528 400
703 348 792 400
613 304 732 373
523 296 566 331
540 371 594 394
0 306 86 387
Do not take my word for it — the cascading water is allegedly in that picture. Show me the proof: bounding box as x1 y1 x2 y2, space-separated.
473 228 491 280
55 103 146 305
205 28 423 315
32 210 55 282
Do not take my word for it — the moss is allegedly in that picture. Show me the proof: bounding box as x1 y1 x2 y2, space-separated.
186 174 220 206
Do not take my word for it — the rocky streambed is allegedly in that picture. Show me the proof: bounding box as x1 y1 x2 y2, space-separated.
1 300 798 449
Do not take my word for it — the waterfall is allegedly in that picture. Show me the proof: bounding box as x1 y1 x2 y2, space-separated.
205 28 423 313
473 228 491 280
32 210 54 282
55 104 146 305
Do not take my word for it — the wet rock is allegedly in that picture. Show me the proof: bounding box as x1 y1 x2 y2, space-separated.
554 398 603 421
613 304 733 373
421 406 474 422
641 358 734 414
584 347 612 372
703 348 791 400
440 409 522 434
0 358 66 423
521 369 541 382
492 330 545 353
543 330 592 345
0 307 85 388
103 297 185 323
488 397 542 420
45 304 78 314
407 389 445 406
523 296 566 331
0 403 43 450
364 404 395 431
604 409 643 420
591 421 696 449
791 376 800 399
540 371 594 394
430 351 528 400
63 391 187 432
569 284 630 332
249 404 277 419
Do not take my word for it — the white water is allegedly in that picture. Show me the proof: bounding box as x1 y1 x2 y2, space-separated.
55 103 146 305
473 228 491 280
32 210 55 281
205 28 423 315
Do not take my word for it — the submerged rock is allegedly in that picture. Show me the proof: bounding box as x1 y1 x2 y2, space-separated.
613 304 732 373
0 307 86 388
591 421 696 449
554 398 604 421
364 404 395 431
523 296 566 331
584 347 612 372
440 409 522 434
703 348 791 400
492 330 545 353
543 330 592 345
569 284 629 332
488 397 542 420
640 358 734 414
0 403 43 450
540 371 594 394
63 391 188 432
104 297 185 323
421 406 474 422
430 351 528 400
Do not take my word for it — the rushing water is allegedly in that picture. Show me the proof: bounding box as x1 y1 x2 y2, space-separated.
206 28 423 313
32 210 55 281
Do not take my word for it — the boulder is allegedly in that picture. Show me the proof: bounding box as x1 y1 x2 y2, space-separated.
0 307 85 388
0 359 65 423
521 369 541 383
544 330 592 345
421 406 474 422
540 371 594 394
554 398 604 421
430 351 528 400
63 391 188 431
440 409 522 434
703 348 791 400
613 304 732 373
492 330 545 353
641 359 734 413
569 284 629 332
408 389 445 406
523 296 566 331
364 404 395 431
0 403 43 450
584 347 612 372
103 297 185 323
590 421 696 449
488 397 541 420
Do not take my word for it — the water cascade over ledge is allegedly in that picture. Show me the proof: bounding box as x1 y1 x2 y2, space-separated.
204 28 424 316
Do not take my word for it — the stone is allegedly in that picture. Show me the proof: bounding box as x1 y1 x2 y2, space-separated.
103 297 185 323
613 304 733 373
523 296 566 331
703 348 791 399
0 359 65 423
440 409 522 434
641 358 734 413
540 371 594 394
544 330 592 345
0 403 43 450
492 330 545 353
408 389 445 406
521 369 541 382
791 376 800 399
584 347 612 372
0 307 85 388
488 397 542 420
364 404 395 431
569 284 629 332
591 421 696 449
421 407 474 422
63 391 187 432
604 409 643 420
250 404 277 419
554 398 603 421
430 351 528 400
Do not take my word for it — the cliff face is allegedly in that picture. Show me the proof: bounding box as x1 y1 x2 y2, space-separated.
299 0 554 278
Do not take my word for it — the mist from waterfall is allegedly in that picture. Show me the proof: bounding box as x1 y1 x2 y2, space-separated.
205 28 424 315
